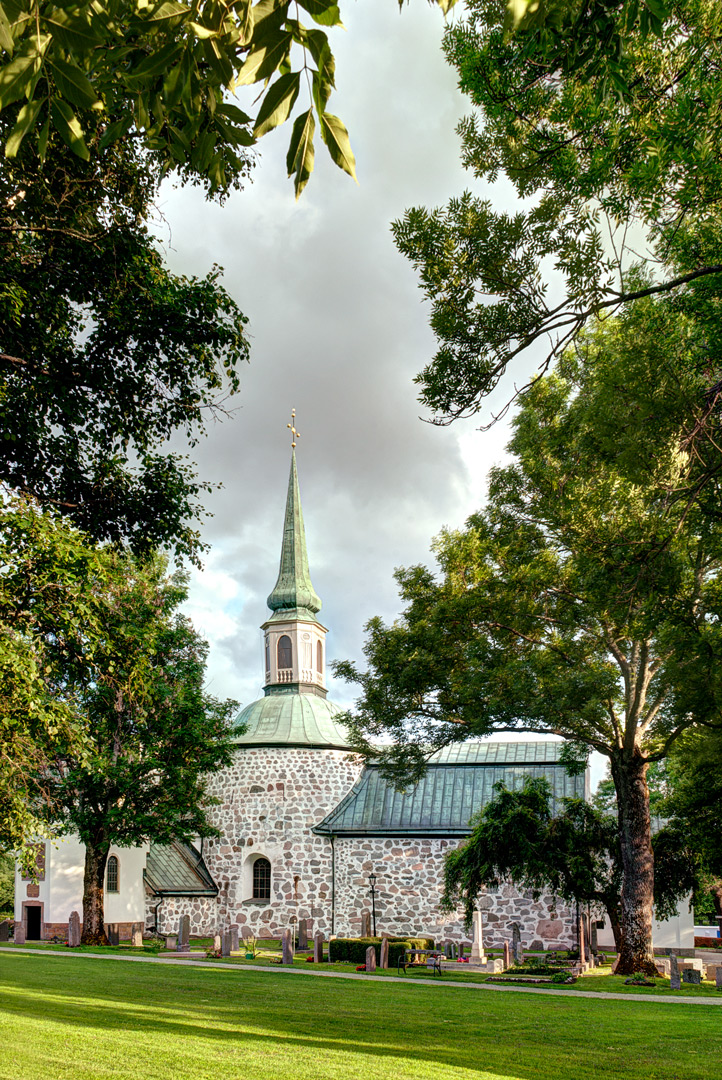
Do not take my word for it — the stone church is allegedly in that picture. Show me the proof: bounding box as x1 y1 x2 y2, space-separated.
141 450 586 951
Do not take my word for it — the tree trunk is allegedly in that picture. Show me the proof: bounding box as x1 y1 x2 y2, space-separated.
81 837 110 945
611 750 657 975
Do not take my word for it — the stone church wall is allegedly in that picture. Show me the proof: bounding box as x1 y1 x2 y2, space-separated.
333 836 577 950
146 745 363 937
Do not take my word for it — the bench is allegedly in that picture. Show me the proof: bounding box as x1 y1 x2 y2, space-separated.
397 949 443 976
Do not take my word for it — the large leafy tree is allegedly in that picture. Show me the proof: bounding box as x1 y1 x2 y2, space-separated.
0 0 456 199
44 552 237 944
392 0 722 422
336 301 722 974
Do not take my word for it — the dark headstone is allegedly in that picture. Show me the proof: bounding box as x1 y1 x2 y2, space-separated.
682 969 701 985
716 968 722 991
282 928 293 965
379 935 389 970
444 941 452 959
298 918 308 950
107 923 119 947
360 911 371 938
313 932 324 964
670 954 681 990
229 926 239 952
221 931 231 958
68 911 81 948
590 918 598 956
14 922 25 945
511 923 523 965
177 914 190 952
365 945 377 972
0 920 10 942
458 942 464 958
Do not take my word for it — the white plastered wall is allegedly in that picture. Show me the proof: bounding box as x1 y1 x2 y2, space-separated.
595 899 695 950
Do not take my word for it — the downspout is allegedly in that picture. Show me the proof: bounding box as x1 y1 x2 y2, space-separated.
330 835 336 936
154 896 165 935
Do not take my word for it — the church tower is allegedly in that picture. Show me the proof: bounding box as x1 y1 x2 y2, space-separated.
262 449 328 697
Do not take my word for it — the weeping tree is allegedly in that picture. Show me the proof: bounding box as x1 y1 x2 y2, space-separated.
337 300 722 974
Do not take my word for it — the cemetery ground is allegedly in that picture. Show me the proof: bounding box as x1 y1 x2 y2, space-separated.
1 952 721 1080
3 937 722 998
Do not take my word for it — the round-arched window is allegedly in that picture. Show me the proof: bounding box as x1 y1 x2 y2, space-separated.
265 639 271 674
253 857 271 901
106 855 119 894
277 635 292 669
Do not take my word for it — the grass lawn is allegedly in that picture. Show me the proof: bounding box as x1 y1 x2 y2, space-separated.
1 952 721 1080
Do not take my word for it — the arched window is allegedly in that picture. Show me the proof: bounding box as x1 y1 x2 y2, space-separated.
316 640 323 673
277 635 292 669
106 855 119 894
253 857 271 901
265 639 270 674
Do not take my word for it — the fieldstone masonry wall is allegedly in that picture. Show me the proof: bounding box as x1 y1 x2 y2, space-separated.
144 744 576 950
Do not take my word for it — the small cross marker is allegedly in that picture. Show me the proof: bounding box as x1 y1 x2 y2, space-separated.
287 409 300 448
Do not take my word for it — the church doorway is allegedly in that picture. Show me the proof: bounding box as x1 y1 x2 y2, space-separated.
25 906 41 940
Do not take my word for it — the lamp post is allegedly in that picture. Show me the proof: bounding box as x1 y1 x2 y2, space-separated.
368 872 377 937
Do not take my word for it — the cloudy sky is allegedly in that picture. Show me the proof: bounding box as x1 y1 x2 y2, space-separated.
154 1 605 788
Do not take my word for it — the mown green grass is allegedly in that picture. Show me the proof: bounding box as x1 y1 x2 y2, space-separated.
1 952 720 1080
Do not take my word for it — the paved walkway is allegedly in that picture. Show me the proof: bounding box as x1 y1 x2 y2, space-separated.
2 946 721 1006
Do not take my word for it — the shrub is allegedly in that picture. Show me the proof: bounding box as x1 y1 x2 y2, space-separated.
328 936 434 966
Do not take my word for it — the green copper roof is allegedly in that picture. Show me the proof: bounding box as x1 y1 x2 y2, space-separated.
144 841 217 897
314 741 588 837
233 693 354 750
267 450 321 617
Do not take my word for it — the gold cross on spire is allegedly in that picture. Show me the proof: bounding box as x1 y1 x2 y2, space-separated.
287 409 300 449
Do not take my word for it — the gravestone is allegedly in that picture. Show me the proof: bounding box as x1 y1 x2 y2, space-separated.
14 922 25 945
360 911 371 938
282 928 293 964
107 923 120 947
214 933 222 952
221 931 231 958
511 923 523 965
365 945 377 972
68 911 81 948
444 941 452 959
682 969 701 985
229 926 239 953
670 954 681 990
0 920 10 942
131 922 143 948
590 919 598 956
458 943 464 958
451 942 457 959
716 969 722 991
298 918 308 950
654 957 671 978
379 935 389 970
313 932 324 964
471 910 486 963
577 915 586 966
166 934 177 951
503 940 511 969
176 914 190 952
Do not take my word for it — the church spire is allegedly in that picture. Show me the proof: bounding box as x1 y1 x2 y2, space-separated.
266 447 322 617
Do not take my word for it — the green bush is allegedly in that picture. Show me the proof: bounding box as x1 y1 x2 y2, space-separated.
328 936 435 966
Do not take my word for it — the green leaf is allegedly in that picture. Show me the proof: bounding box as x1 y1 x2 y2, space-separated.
286 106 314 199
296 0 343 28
253 71 300 137
98 115 133 150
234 32 292 86
235 0 254 45
311 68 331 114
145 2 191 24
44 10 105 54
216 102 252 125
189 20 218 39
305 28 335 86
0 5 14 54
49 57 102 111
50 97 89 160
320 112 355 180
124 42 185 82
0 46 45 111
5 97 41 157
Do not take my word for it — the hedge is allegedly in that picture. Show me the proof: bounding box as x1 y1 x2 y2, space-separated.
328 936 435 966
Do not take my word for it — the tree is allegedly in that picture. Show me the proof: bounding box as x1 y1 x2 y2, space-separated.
336 302 722 974
0 0 456 199
43 552 237 944
442 776 695 956
392 0 722 422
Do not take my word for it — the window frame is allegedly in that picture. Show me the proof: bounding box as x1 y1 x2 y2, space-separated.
106 855 119 894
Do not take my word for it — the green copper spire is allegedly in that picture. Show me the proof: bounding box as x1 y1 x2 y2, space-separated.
267 450 322 616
